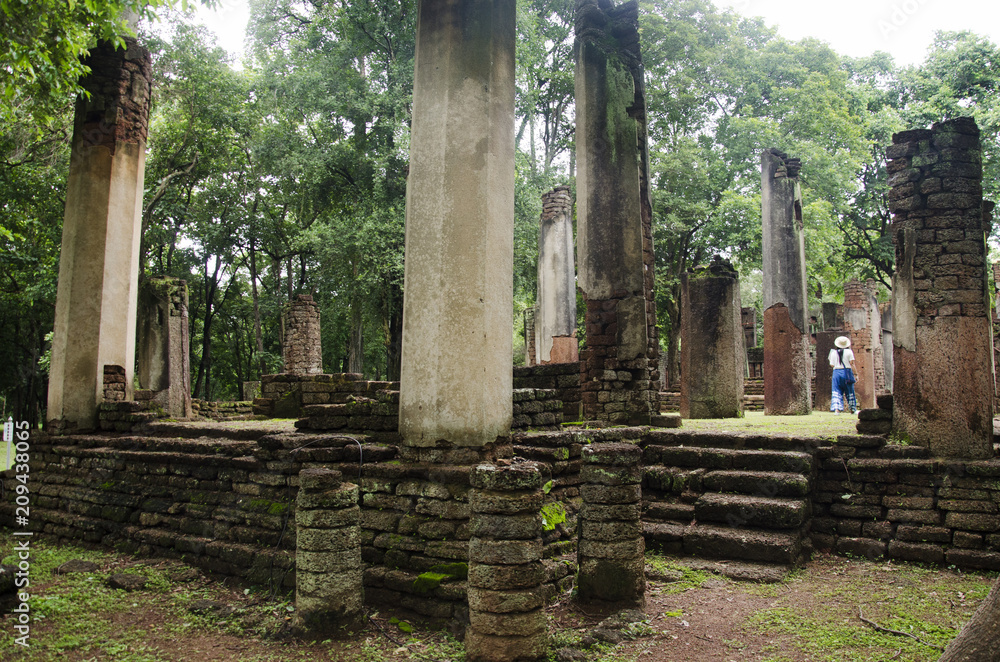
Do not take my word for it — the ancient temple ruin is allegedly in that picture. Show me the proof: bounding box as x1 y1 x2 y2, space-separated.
15 1 1000 659
575 0 659 424
761 149 811 415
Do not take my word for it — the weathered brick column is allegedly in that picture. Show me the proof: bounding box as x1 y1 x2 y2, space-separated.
137 277 192 418
536 186 578 365
577 443 645 608
887 117 994 458
466 463 547 662
761 149 811 415
680 258 745 418
576 0 658 424
294 468 363 637
283 295 323 375
47 35 152 432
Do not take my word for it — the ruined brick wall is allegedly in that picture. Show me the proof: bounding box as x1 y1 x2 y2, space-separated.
3 432 305 588
295 386 564 440
887 117 994 458
103 365 126 402
283 295 323 375
191 400 254 420
513 363 582 421
255 373 396 420
74 38 151 150
812 438 1000 570
10 423 1000 616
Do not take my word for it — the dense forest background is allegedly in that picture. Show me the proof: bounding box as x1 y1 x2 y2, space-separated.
2 0 999 425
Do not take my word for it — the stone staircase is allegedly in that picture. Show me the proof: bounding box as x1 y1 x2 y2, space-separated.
660 381 765 413
743 378 764 412
640 430 820 575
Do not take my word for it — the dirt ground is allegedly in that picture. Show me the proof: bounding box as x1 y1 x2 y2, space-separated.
2 536 994 662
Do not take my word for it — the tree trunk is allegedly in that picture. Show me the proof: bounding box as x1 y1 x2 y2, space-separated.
193 258 220 400
348 302 364 375
385 282 403 382
939 578 1000 661
249 238 266 378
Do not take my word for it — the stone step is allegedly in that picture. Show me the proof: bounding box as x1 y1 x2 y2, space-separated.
668 558 794 584
643 501 695 522
644 446 813 473
702 470 811 498
141 420 296 441
681 523 803 565
694 493 809 529
645 429 823 453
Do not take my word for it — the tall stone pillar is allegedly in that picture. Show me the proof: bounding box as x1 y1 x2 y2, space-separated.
399 0 516 450
576 0 659 424
761 149 811 415
535 186 578 364
842 280 880 410
888 117 994 459
137 277 192 419
283 294 323 375
680 258 745 418
47 37 152 432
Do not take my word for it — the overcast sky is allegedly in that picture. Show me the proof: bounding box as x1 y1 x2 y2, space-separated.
194 0 1000 67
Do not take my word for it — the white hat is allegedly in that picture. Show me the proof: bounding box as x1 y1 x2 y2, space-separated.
835 336 851 349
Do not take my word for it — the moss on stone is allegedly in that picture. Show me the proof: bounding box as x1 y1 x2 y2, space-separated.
429 562 468 580
245 499 290 516
411 572 451 594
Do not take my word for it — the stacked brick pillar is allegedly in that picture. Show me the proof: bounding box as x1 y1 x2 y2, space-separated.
887 117 994 458
577 443 645 608
294 468 364 637
466 463 547 662
841 279 882 410
283 295 323 375
575 0 658 424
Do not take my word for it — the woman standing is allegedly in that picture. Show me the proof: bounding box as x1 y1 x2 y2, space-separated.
829 336 857 414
